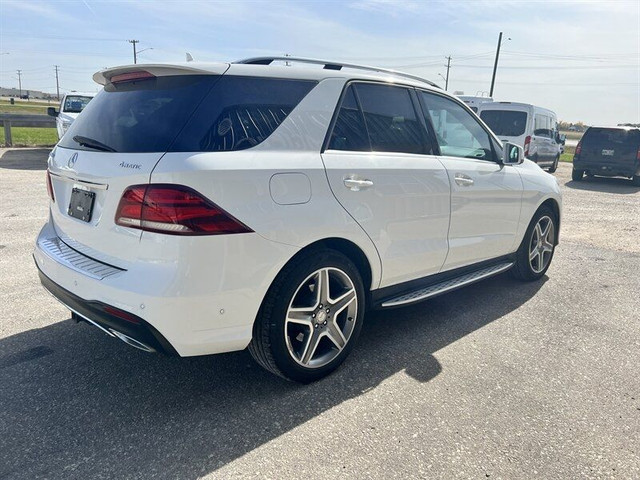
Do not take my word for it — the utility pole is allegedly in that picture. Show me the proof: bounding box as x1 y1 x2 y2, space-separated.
128 39 139 64
54 65 60 100
444 55 451 91
489 32 503 97
16 69 22 97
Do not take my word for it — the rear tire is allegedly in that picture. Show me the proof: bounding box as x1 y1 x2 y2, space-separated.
548 155 559 173
632 175 640 186
572 168 584 181
511 206 557 282
249 249 365 383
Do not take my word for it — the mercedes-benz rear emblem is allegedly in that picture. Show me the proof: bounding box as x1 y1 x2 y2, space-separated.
67 152 78 168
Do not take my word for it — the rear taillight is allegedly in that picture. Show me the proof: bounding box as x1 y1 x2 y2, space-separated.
115 184 252 236
575 141 582 156
636 146 640 161
46 170 55 202
523 135 531 157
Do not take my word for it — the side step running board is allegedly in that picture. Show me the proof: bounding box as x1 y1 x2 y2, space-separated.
381 262 514 308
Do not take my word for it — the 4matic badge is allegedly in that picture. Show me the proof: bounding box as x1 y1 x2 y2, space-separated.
119 162 142 170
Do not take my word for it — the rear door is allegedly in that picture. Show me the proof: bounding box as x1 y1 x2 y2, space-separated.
418 91 523 270
322 82 451 288
48 69 227 266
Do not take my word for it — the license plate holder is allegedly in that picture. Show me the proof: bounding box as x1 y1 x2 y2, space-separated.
602 149 614 156
68 188 95 222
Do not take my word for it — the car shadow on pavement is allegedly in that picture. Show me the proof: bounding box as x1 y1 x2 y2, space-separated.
565 177 640 194
0 148 50 171
0 273 545 479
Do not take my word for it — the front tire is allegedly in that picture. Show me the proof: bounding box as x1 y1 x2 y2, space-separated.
249 249 365 383
572 168 584 181
512 206 557 281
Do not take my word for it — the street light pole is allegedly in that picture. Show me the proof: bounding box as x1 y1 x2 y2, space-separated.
490 32 503 97
17 69 22 97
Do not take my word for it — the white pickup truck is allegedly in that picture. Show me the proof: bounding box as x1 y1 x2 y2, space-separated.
47 92 95 139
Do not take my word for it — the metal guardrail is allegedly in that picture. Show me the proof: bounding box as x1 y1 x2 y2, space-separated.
1 113 56 147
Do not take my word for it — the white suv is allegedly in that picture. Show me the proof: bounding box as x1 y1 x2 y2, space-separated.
34 57 562 382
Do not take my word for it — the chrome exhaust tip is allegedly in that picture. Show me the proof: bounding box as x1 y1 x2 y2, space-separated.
109 329 156 353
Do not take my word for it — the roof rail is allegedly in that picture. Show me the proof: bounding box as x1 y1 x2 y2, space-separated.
234 56 440 89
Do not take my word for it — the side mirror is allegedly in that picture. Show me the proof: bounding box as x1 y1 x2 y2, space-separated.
47 107 58 117
559 134 566 145
502 142 524 165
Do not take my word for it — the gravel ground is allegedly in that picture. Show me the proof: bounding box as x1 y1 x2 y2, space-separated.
1 148 638 479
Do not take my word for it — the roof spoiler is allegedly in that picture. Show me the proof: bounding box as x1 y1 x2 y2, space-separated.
93 63 229 85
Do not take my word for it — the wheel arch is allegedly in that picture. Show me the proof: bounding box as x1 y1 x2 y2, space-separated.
291 237 374 293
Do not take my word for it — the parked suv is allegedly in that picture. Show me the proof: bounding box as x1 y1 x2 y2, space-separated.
34 58 561 382
572 126 640 185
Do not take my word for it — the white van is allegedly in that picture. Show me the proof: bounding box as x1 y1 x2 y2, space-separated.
47 92 95 139
457 95 493 113
477 102 563 172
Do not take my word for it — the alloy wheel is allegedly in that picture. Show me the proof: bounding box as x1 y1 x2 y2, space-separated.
529 215 555 274
285 267 358 368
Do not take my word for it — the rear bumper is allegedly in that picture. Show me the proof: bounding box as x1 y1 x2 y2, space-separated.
33 218 299 356
574 157 639 177
37 266 178 355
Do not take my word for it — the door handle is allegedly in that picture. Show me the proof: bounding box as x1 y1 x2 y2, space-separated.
454 173 474 187
344 177 374 191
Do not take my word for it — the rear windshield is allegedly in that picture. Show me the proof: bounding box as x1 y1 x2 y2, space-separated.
480 110 527 137
582 127 640 147
59 75 316 153
62 95 93 113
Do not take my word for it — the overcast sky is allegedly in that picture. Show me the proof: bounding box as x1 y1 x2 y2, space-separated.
0 0 638 125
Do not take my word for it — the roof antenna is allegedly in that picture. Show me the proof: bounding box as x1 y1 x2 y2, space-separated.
186 52 194 62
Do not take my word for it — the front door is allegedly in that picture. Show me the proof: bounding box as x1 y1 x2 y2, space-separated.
418 90 523 271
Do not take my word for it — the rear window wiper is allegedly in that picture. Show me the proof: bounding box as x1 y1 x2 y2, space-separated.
72 135 116 152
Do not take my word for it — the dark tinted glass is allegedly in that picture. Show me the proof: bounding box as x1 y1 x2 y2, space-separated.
355 83 425 154
328 85 370 151
172 76 316 152
59 75 219 153
582 127 640 147
480 110 527 136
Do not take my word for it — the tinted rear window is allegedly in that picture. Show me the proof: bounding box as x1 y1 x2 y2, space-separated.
582 128 640 147
59 75 316 153
480 110 527 136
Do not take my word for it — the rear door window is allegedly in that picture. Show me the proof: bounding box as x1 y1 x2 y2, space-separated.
420 91 496 161
327 85 370 151
479 110 527 137
354 83 426 154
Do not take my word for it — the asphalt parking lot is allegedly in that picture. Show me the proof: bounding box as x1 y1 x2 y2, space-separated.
1 148 638 479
